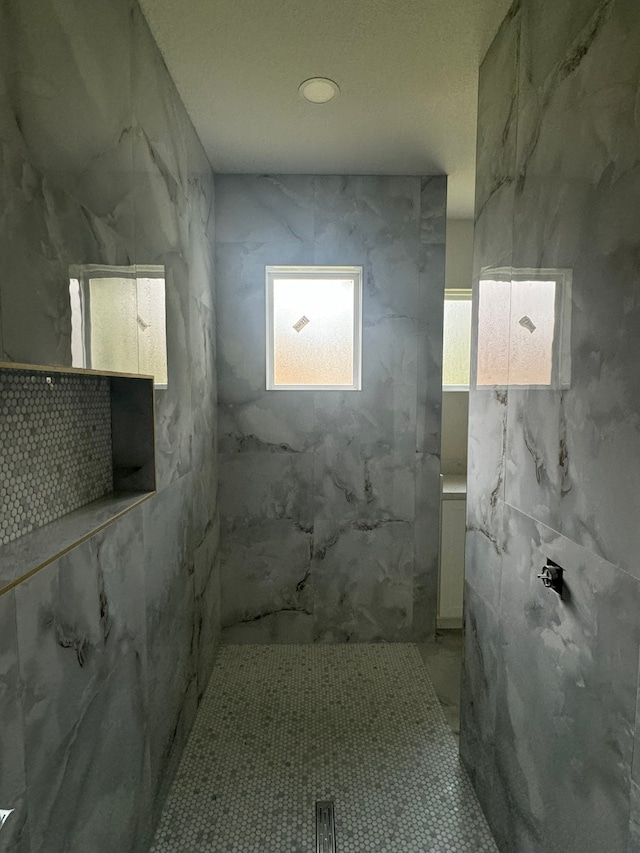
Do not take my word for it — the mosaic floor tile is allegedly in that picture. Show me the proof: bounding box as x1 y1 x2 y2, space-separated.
151 644 497 853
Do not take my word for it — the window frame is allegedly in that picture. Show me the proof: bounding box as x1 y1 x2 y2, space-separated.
475 266 572 390
265 265 363 391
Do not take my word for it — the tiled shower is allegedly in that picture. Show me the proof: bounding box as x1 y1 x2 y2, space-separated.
2 0 640 851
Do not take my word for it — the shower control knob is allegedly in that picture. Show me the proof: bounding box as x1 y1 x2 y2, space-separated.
537 560 564 596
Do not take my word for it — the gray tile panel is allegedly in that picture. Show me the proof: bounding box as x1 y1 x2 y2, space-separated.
215 175 446 643
463 3 640 851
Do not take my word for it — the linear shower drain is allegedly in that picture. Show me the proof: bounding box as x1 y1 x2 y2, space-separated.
316 801 336 853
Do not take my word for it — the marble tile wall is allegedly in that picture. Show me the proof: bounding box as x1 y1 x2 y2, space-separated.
0 1 219 851
216 175 446 643
461 1 640 851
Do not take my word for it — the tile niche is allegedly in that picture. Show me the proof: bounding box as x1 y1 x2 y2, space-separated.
0 362 155 592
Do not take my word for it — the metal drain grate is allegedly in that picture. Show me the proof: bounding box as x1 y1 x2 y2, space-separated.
316 801 336 853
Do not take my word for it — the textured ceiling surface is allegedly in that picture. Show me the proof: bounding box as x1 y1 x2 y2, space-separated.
139 0 512 217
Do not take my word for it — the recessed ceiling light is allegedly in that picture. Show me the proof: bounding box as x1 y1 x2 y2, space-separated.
298 77 340 104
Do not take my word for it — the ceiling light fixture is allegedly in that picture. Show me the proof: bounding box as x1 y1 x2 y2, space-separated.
298 77 340 104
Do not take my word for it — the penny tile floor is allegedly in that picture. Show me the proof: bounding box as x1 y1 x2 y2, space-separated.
151 644 497 853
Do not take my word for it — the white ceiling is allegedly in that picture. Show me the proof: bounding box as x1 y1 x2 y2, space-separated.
139 0 512 218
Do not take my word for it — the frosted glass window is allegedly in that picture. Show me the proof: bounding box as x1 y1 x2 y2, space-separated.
442 291 472 388
266 266 362 390
509 279 556 386
89 277 140 376
69 265 168 387
476 268 572 388
477 279 511 386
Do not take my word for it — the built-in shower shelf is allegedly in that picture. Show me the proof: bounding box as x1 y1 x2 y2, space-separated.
0 491 152 593
0 362 156 593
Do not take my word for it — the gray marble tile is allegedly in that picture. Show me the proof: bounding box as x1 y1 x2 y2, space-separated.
183 141 219 793
0 591 29 853
416 200 445 456
463 4 519 842
502 0 640 577
465 497 505 608
142 477 197 824
471 0 518 418
312 520 414 642
417 630 463 738
220 452 314 527
420 177 448 245
466 389 508 537
194 522 221 699
466 1 640 850
312 315 418 455
192 475 220 699
0 0 136 367
131 130 188 266
0 0 135 225
221 607 315 644
194 510 220 603
188 297 218 550
630 654 640 853
220 518 313 642
0 0 217 849
29 650 150 853
215 241 314 402
194 568 220 694
217 396 317 455
215 175 445 643
412 451 441 640
518 0 609 121
0 0 134 194
131 12 198 495
215 175 315 244
314 432 415 526
0 174 132 366
14 509 151 853
132 115 193 491
492 506 640 853
186 137 215 310
313 176 422 323
629 780 640 853
152 260 194 491
132 4 188 206
474 1 520 225
459 582 500 830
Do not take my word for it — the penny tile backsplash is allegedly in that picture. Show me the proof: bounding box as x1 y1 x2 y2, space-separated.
0 369 113 546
